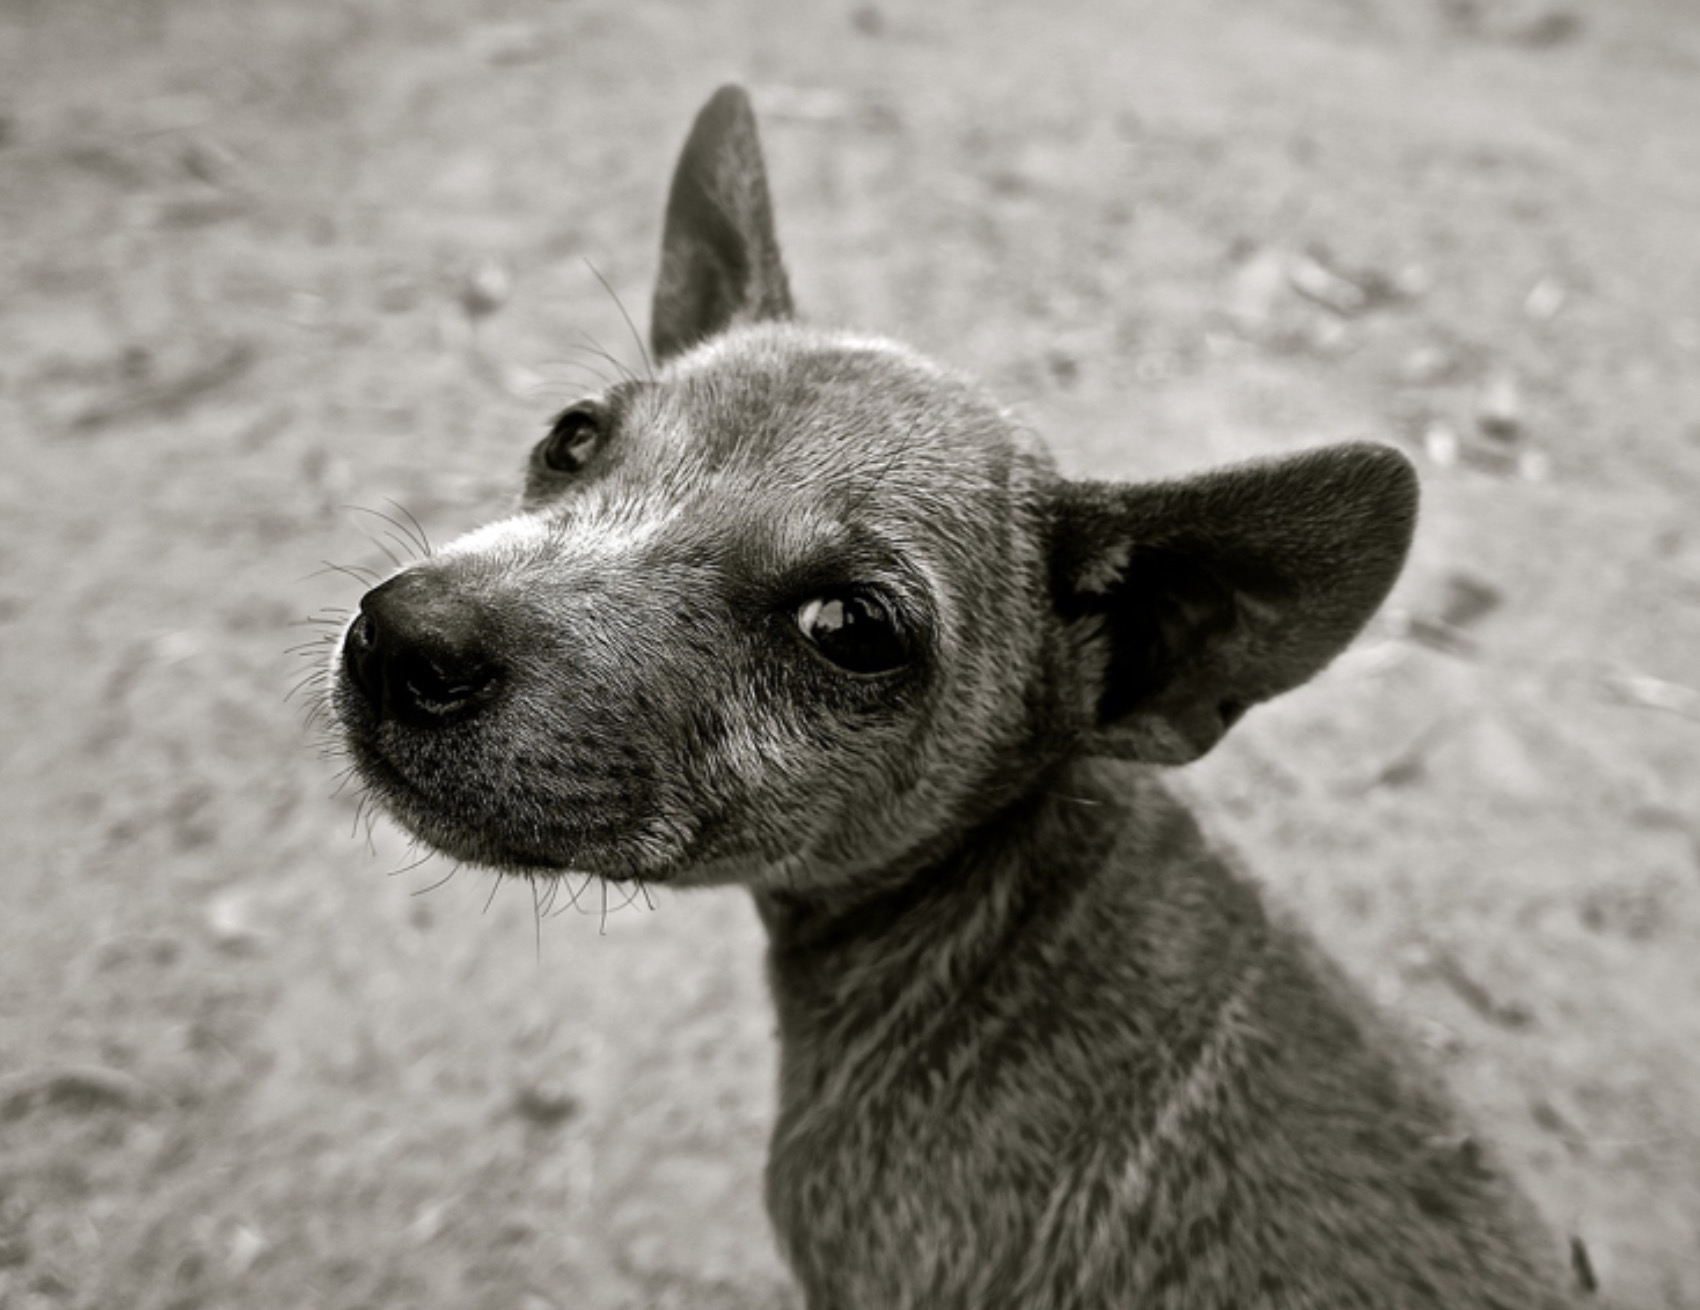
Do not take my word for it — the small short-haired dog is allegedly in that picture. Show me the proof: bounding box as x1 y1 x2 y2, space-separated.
332 85 1578 1309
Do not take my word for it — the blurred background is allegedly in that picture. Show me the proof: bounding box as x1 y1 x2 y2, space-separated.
2 0 1698 1306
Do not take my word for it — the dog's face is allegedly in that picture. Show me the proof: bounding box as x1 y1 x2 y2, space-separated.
333 325 1064 893
329 86 1417 899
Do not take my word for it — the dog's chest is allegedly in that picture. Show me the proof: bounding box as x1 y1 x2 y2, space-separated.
764 1065 1045 1310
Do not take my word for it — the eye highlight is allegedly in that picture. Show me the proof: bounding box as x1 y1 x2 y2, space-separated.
796 589 911 675
538 404 603 474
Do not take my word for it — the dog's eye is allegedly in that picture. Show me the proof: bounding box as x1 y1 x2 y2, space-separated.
796 590 910 675
539 406 602 473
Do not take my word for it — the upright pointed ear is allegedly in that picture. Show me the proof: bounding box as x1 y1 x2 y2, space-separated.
1050 443 1418 765
650 85 794 365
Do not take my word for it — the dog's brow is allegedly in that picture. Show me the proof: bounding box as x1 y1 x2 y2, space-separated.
552 378 646 425
604 377 648 410
771 518 936 610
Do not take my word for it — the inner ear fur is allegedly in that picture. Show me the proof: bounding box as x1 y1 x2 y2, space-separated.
650 85 794 364
1050 443 1419 765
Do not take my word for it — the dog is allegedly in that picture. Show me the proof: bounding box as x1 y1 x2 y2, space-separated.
330 85 1580 1309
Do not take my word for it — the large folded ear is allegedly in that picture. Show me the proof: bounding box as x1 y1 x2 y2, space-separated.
650 85 794 364
1050 443 1418 765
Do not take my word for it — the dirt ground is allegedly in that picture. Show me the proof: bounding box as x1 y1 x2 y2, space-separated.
2 0 1698 1306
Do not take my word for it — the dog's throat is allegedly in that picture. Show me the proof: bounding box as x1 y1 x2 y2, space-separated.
756 763 1127 1021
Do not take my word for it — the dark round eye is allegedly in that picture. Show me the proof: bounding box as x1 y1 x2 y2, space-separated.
796 590 911 675
539 405 602 473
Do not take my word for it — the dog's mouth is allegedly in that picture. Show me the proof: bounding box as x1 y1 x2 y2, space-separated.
336 713 723 893
336 719 644 876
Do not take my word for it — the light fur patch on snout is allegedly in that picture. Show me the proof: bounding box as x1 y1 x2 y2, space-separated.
330 503 674 680
437 512 554 565
440 495 685 572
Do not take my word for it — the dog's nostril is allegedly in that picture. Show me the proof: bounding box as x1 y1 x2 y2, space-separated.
344 613 378 667
343 613 384 706
394 649 499 713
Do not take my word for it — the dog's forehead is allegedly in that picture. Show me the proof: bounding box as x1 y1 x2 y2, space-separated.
652 327 1017 478
637 330 1033 582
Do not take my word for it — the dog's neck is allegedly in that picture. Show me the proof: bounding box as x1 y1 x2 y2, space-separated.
753 757 1241 1053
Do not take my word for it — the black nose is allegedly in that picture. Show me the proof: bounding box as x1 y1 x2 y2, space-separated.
343 571 503 726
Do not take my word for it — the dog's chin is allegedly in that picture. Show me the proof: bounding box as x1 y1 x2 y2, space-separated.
372 792 788 892
381 807 674 884
370 791 664 882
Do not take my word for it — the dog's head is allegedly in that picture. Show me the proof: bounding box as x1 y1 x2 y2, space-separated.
331 86 1417 898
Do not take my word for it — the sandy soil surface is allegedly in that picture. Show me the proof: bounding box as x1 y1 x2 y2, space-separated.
2 0 1698 1306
